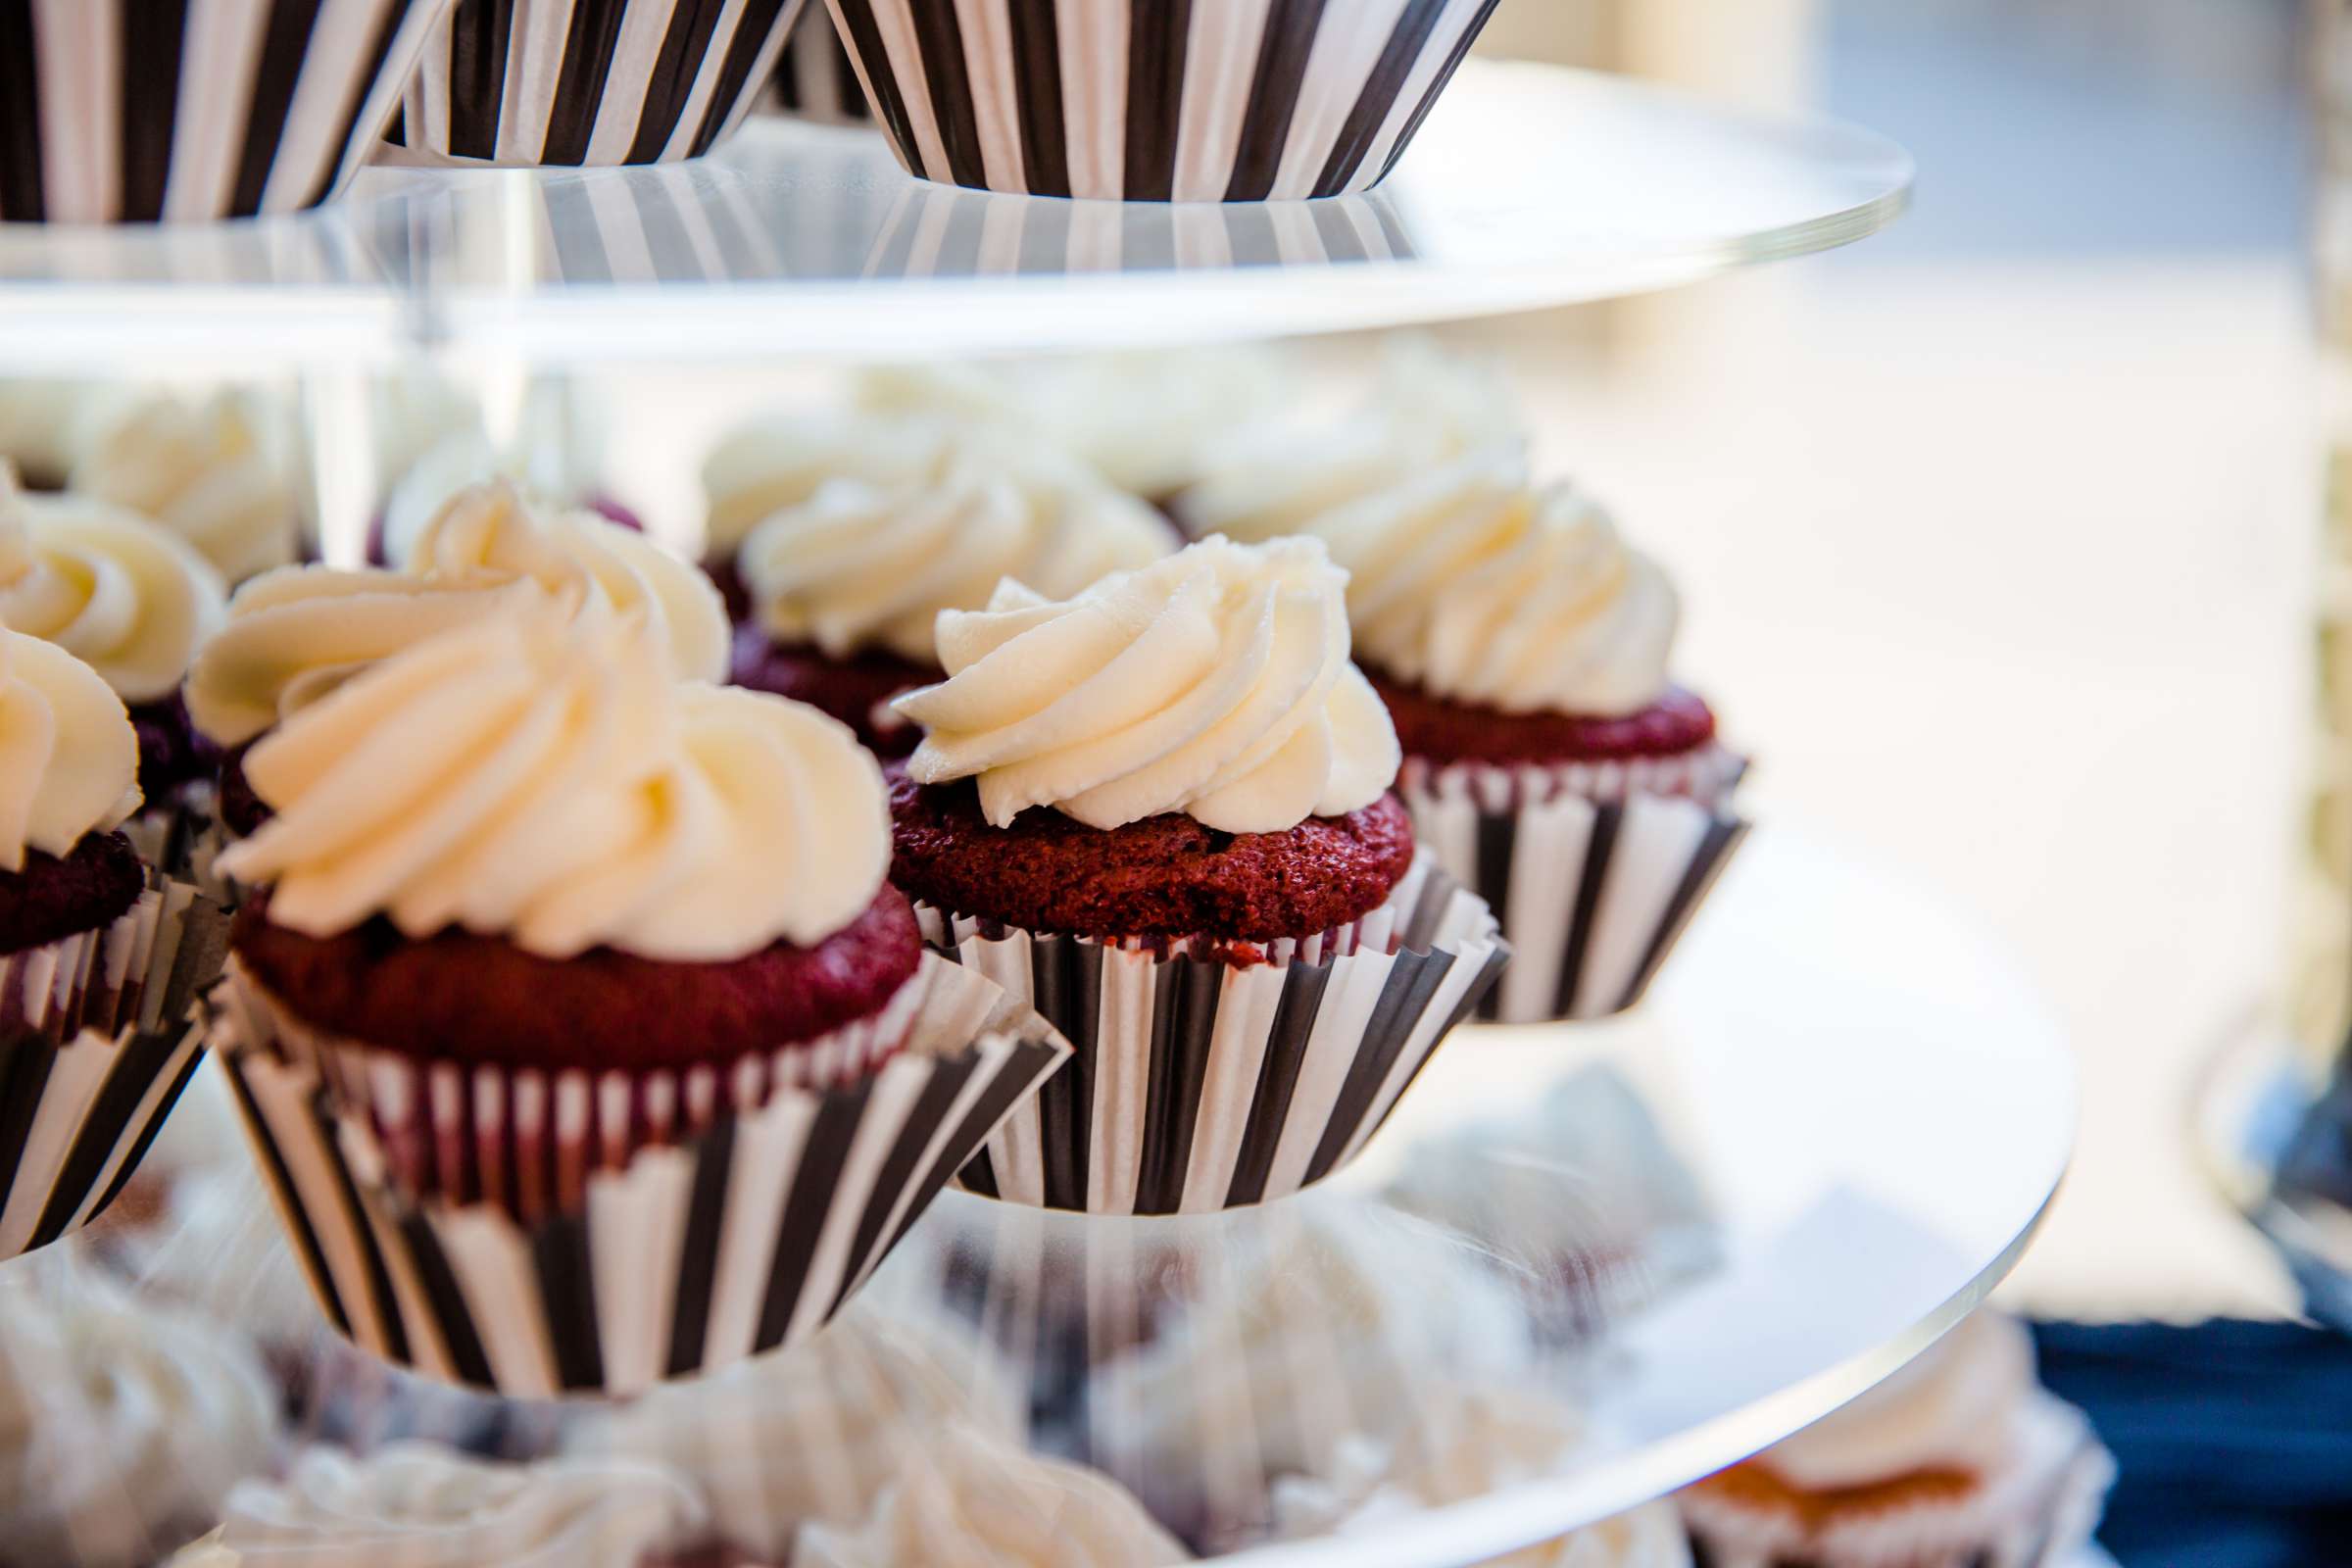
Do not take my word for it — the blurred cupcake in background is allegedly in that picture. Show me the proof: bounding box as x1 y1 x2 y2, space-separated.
1176 339 1522 544
1302 445 1747 1022
64 386 308 586
0 466 227 862
0 1263 279 1568
0 380 109 491
1677 1311 2114 1568
732 444 1172 755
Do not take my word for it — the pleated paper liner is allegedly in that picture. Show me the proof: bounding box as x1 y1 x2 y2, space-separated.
212 953 1071 1395
1676 1396 2117 1568
1399 753 1751 1025
821 0 1501 200
923 854 1506 1215
385 0 808 168
0 869 228 1257
0 0 452 223
767 3 872 125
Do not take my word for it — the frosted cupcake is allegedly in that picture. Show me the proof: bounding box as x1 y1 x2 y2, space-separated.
210 602 1068 1391
65 387 306 585
1296 446 1748 1022
733 449 1172 755
1678 1312 2115 1568
890 535 1505 1212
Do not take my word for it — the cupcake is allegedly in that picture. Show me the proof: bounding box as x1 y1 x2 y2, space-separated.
0 465 228 857
65 386 307 585
0 0 446 223
820 0 1499 200
733 448 1173 755
0 379 108 489
0 628 222 1258
172 1442 707 1568
0 1263 280 1567
1677 1312 2116 1568
391 0 804 168
767 4 872 124
1296 445 1748 1022
889 534 1505 1213
209 602 1067 1392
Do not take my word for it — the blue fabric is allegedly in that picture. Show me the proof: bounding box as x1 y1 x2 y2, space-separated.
2032 1320 2352 1568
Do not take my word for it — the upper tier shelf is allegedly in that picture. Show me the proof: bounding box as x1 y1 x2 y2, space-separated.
0 61 1911 371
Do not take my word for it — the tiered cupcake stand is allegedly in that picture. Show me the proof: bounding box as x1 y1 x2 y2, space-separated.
0 61 2081 1567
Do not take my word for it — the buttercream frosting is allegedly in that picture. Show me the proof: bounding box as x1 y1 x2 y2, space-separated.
0 379 106 488
1318 446 1679 717
185 481 727 748
186 1443 706 1568
68 387 303 583
895 535 1398 834
0 626 141 870
0 466 226 704
739 456 1171 665
216 604 890 960
1757 1311 2034 1491
0 1266 279 1568
379 378 612 562
703 409 968 556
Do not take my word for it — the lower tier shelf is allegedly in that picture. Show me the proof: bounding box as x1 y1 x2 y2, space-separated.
13 828 2074 1567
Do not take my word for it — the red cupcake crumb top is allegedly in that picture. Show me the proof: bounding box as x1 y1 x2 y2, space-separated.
730 623 935 760
230 883 922 1073
0 830 144 956
1368 667 1716 767
890 774 1414 946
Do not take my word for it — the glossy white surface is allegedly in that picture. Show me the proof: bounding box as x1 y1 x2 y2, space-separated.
0 62 1910 371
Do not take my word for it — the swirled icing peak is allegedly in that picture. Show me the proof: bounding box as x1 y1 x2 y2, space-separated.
1760 1310 2034 1490
740 455 1172 665
186 1443 706 1568
217 603 890 959
1318 446 1679 717
0 465 226 703
895 535 1398 834
185 480 727 749
0 627 140 870
379 378 612 562
703 409 968 555
68 387 303 583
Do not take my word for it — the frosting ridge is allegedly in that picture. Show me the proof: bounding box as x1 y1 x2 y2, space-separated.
0 627 141 870
68 387 302 583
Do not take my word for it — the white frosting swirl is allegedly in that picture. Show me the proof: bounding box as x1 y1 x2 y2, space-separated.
703 409 969 555
188 1443 706 1568
897 535 1396 834
217 604 890 959
794 1421 1187 1568
0 1267 279 1568
1760 1311 2034 1490
1179 339 1522 543
0 627 140 871
740 458 1171 665
186 481 727 749
68 388 303 583
1317 446 1678 717
0 466 226 703
380 379 613 561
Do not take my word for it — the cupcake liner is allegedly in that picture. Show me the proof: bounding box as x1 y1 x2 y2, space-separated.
387 0 808 168
212 952 1071 1395
768 3 871 124
864 179 1409 279
1399 754 1750 1024
821 0 1500 200
924 855 1505 1214
0 0 454 224
0 873 228 1257
121 783 232 898
1678 1396 2116 1568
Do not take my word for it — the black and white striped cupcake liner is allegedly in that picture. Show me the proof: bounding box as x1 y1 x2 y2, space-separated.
0 872 227 1257
767 3 870 125
386 0 808 168
214 952 1071 1396
822 0 1500 201
1399 756 1750 1025
922 855 1506 1215
0 0 452 223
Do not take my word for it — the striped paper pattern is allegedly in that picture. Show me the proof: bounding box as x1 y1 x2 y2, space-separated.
768 2 870 123
937 858 1507 1214
0 0 452 223
389 0 808 167
822 0 1501 200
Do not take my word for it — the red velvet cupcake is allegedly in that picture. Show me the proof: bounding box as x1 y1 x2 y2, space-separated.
1303 448 1750 1023
889 536 1504 1214
207 604 1067 1393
